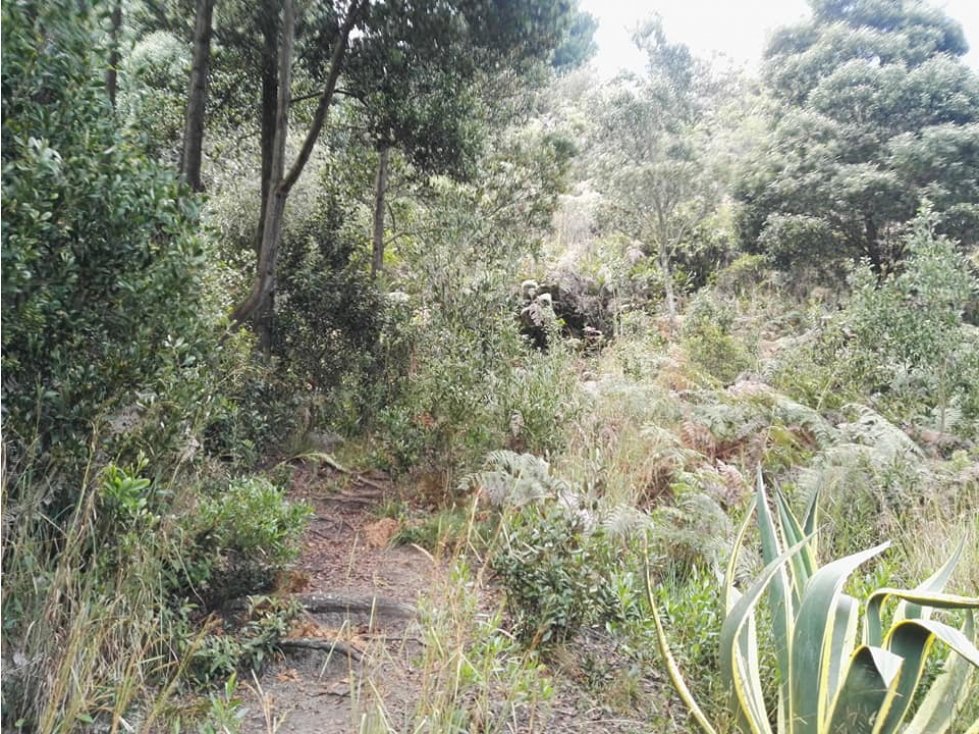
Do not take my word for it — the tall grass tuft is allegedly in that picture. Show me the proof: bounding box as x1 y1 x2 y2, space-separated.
1 451 195 732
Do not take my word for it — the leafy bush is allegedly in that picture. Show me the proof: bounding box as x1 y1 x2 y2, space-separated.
274 193 392 430
839 216 979 434
774 215 979 437
681 291 755 384
2 0 221 497
493 503 618 647
189 476 312 604
465 452 619 646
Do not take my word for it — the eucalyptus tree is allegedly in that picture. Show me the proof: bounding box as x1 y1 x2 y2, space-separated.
736 0 979 275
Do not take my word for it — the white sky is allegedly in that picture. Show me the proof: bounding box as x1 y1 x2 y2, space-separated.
579 0 979 77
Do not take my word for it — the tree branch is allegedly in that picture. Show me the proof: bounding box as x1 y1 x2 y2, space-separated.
279 0 367 195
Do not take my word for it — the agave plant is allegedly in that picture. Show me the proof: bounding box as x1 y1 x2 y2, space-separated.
648 472 979 734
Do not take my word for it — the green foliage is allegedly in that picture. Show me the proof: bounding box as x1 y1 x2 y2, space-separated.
649 477 979 734
1 0 221 491
840 217 979 431
551 4 599 72
462 451 617 646
774 216 979 435
188 597 302 683
738 0 979 274
120 30 189 160
198 673 246 734
493 503 618 647
273 191 390 427
681 291 755 384
190 476 312 603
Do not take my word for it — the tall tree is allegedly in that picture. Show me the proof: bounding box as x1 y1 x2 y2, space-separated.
736 0 979 275
230 0 575 344
594 19 721 320
179 0 215 191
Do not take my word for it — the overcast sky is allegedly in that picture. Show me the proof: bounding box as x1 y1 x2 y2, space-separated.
578 0 979 77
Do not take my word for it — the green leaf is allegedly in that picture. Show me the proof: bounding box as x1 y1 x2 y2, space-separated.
790 542 890 734
756 474 795 727
645 563 718 734
826 645 902 734
774 487 816 600
867 586 979 648
895 538 966 624
875 620 936 734
720 537 811 734
904 611 977 734
826 594 860 710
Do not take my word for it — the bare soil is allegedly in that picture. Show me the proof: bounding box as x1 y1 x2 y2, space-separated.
239 465 440 733
238 463 669 734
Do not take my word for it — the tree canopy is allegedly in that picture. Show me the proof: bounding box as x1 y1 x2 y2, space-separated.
736 0 979 275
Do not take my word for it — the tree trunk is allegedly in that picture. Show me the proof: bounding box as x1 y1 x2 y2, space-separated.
231 0 365 336
659 241 677 322
256 3 279 254
180 0 215 192
863 212 885 276
105 0 123 108
231 0 294 347
371 145 390 280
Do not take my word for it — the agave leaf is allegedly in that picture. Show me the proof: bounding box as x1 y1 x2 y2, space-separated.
876 616 979 734
888 618 979 669
720 538 811 734
724 504 771 734
866 587 979 648
755 475 795 728
874 620 936 734
791 542 891 734
644 563 718 734
896 538 966 624
774 487 816 599
801 485 819 560
725 502 756 614
904 610 976 734
826 645 903 734
826 595 860 708
865 539 965 646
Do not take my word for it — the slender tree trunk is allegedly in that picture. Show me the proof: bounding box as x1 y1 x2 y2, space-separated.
256 3 279 254
180 0 215 192
233 0 294 348
371 145 390 280
658 241 677 321
105 0 123 108
231 0 365 337
863 212 885 276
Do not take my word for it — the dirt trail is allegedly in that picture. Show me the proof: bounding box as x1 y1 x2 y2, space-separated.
238 464 664 734
239 465 440 733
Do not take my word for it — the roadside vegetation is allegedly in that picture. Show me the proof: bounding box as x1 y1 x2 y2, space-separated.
2 0 978 732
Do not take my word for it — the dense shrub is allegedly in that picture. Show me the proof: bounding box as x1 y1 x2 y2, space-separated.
189 476 312 604
774 215 979 437
681 290 755 384
493 503 618 647
2 0 221 496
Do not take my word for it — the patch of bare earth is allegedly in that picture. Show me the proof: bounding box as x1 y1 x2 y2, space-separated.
239 465 440 733
239 463 669 733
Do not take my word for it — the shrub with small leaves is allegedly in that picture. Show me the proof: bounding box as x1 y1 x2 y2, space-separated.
189 477 312 605
492 503 619 647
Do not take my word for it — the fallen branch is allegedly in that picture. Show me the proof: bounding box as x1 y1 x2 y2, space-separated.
291 451 389 492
